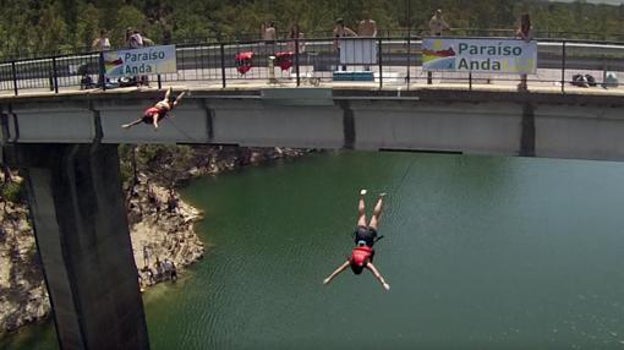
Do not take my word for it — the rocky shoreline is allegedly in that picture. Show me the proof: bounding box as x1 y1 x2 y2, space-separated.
0 145 308 334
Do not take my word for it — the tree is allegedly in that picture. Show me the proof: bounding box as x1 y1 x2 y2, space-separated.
111 5 147 48
35 4 69 55
136 145 194 190
0 0 623 57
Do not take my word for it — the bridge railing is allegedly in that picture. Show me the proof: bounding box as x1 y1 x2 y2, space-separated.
0 36 623 96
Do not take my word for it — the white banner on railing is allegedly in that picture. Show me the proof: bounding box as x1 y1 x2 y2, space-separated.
103 45 177 77
422 38 537 74
339 39 377 65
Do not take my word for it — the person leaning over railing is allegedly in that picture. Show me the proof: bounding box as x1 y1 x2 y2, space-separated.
516 13 533 92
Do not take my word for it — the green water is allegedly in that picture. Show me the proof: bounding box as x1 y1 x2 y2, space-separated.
3 151 624 349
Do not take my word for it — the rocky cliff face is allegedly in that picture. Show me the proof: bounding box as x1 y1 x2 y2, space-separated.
0 199 49 333
127 174 206 290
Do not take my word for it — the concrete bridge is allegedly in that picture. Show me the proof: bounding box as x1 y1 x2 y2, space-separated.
2 40 624 349
2 85 624 159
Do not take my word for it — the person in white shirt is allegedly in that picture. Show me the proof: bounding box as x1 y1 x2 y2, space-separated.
429 9 450 36
92 29 111 51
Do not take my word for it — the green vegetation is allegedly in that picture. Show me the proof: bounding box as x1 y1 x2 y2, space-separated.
1 181 25 204
134 144 194 188
0 0 623 59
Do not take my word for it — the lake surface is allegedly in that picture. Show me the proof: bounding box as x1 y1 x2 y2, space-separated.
3 151 624 349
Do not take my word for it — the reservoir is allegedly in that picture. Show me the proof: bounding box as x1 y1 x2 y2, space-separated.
3 151 624 349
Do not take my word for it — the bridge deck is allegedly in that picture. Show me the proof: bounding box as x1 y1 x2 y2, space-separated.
0 66 623 101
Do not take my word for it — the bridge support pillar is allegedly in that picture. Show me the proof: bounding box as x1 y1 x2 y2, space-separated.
4 143 149 350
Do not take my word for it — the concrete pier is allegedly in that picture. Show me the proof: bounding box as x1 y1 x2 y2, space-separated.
4 143 149 350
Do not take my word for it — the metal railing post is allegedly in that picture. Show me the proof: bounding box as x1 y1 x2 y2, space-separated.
295 38 301 87
406 0 411 89
11 61 18 96
378 37 383 89
52 57 59 93
561 41 566 94
406 35 411 89
469 72 472 91
99 51 106 91
220 43 226 88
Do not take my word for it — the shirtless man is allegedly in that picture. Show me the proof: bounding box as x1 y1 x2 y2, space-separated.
357 11 378 70
429 9 450 36
357 11 378 37
263 21 277 44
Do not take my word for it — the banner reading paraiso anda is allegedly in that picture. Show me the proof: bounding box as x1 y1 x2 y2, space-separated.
422 38 537 74
104 45 177 77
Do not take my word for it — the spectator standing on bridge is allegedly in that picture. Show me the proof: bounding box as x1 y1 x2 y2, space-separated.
285 24 305 77
263 21 277 44
287 23 305 53
333 18 357 71
89 29 111 88
140 29 155 47
122 86 188 130
138 30 154 86
123 28 149 87
323 189 390 291
358 11 378 71
429 9 450 36
516 13 533 92
92 29 111 51
126 27 144 49
427 9 451 84
358 11 378 38
263 21 277 56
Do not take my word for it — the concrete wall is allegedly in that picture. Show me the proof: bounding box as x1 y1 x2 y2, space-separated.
210 99 344 148
7 103 95 143
349 101 524 154
534 105 624 161
1 88 624 162
99 101 210 144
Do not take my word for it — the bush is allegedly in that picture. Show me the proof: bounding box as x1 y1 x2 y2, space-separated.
2 181 25 203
